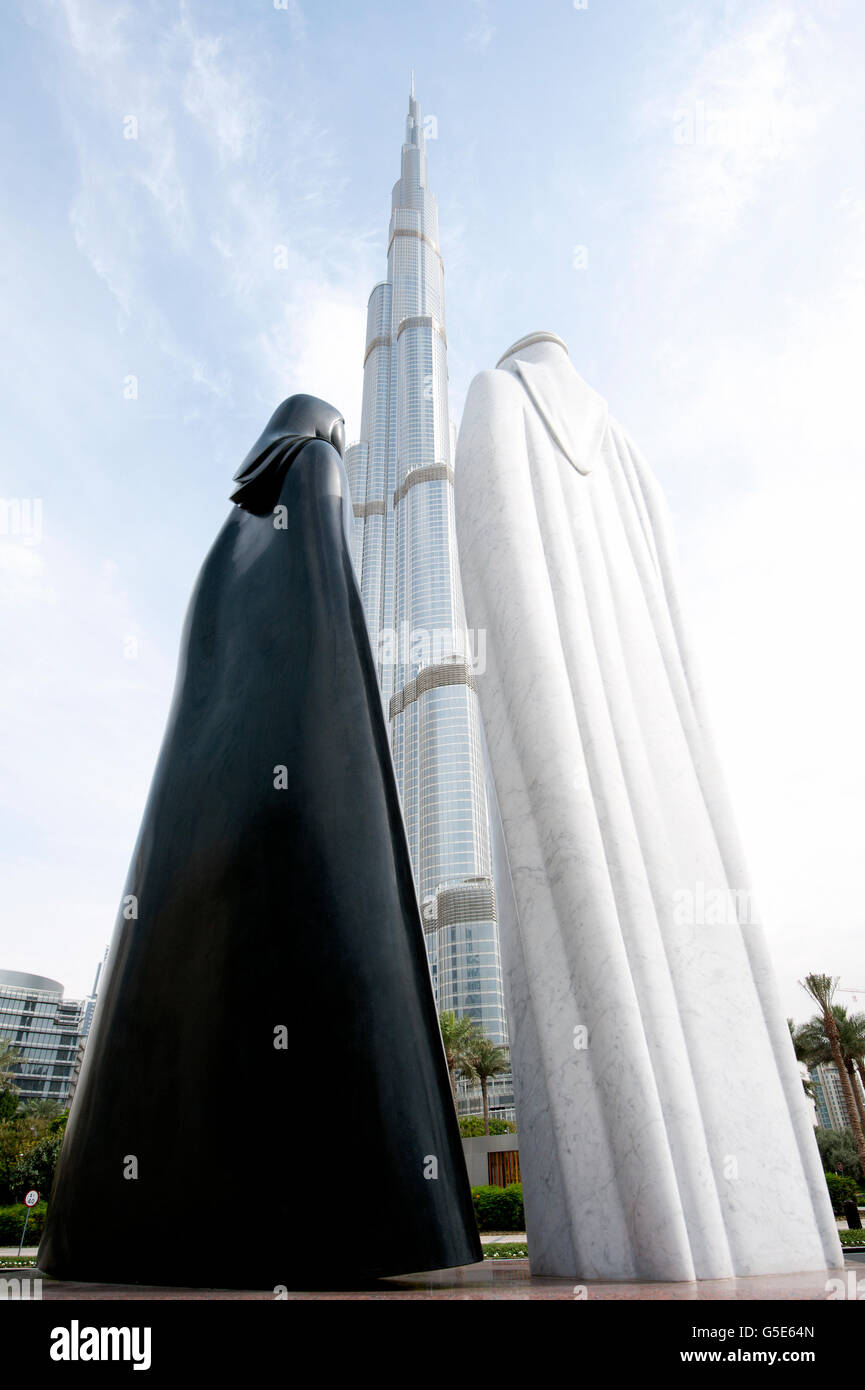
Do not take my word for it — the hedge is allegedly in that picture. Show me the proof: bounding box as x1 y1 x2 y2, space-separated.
459 1116 517 1137
0 1203 47 1246
471 1183 524 1231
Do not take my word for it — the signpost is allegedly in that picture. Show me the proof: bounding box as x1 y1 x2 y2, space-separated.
17 1189 39 1257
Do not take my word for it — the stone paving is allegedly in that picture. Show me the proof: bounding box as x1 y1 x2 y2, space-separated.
1 1259 861 1301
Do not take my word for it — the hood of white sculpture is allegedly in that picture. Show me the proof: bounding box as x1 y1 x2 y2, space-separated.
495 332 609 476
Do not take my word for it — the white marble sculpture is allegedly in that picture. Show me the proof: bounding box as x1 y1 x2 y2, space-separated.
454 331 842 1281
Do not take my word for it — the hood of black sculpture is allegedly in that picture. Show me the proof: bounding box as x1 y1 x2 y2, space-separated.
231 393 345 514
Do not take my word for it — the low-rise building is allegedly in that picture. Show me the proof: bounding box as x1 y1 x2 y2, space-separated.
0 966 100 1108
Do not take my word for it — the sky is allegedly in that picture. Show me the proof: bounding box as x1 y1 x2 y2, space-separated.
0 0 862 1024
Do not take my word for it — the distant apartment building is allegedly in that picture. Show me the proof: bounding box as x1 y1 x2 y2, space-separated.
0 964 102 1108
810 1061 852 1132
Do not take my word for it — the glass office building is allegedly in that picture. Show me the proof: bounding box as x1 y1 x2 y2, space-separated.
0 967 100 1108
346 85 512 1116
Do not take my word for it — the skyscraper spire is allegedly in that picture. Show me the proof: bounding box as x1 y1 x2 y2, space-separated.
406 77 422 147
345 88 512 1118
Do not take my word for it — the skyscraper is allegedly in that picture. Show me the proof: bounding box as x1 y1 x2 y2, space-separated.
809 1062 850 1132
346 83 512 1116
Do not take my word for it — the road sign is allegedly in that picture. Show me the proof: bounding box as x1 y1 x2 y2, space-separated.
18 1192 39 1256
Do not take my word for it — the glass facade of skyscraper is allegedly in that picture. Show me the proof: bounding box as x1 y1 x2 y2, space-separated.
346 88 512 1114
0 968 98 1108
809 1062 851 1132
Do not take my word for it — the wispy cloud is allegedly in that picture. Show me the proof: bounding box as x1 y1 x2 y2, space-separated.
641 5 835 257
276 0 306 45
180 23 264 164
465 0 494 53
44 0 373 420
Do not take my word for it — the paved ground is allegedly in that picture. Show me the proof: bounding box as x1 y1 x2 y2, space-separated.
1 1259 862 1300
5 1224 861 1299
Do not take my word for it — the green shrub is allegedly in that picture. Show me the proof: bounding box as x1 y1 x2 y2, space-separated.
0 1203 47 1245
825 1171 859 1215
815 1128 864 1186
471 1183 524 1231
9 1133 63 1202
459 1116 516 1137
502 1182 523 1227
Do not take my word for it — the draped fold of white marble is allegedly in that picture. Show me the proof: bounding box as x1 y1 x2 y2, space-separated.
455 331 842 1281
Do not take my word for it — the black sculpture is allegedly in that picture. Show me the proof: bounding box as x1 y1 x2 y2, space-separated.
38 395 481 1288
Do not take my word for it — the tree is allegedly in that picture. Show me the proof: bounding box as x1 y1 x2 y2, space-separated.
787 1018 815 1098
463 1035 510 1136
795 1006 865 1132
438 1011 478 1109
0 1041 20 1078
21 1098 65 1125
814 1127 864 1186
825 1170 859 1215
840 1010 865 1126
848 1011 865 1112
0 1116 38 1204
800 975 865 1174
0 1087 65 1205
0 1042 20 1121
10 1129 64 1202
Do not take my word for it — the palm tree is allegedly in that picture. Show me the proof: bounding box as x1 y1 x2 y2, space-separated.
438 1011 478 1110
0 1042 21 1120
847 1010 865 1115
838 1009 865 1132
796 1007 865 1132
788 1018 815 1099
800 974 865 1172
463 1034 510 1135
